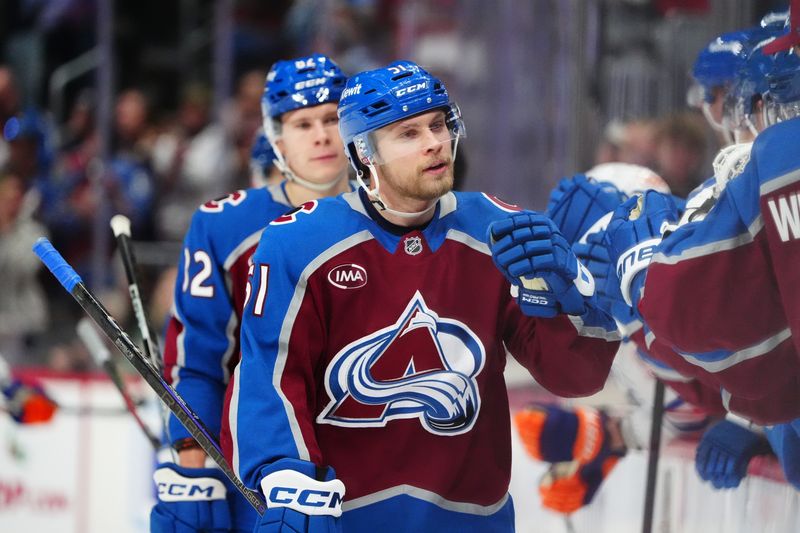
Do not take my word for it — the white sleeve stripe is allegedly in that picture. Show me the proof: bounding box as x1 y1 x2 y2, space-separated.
272 230 375 461
679 327 791 373
567 315 621 342
760 167 800 196
650 214 763 266
342 484 509 516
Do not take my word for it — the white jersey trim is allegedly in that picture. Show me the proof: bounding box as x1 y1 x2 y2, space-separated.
679 327 791 373
567 315 621 342
650 214 763 266
223 230 264 271
760 167 800 196
445 229 491 256
341 484 509 516
273 230 376 461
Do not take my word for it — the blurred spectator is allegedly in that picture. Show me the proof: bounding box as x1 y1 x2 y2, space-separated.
0 171 48 364
2 108 55 215
653 111 708 198
152 83 238 240
113 88 157 159
0 66 21 169
618 119 658 169
222 69 268 185
111 89 156 239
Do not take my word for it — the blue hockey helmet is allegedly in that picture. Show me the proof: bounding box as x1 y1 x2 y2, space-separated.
337 60 464 171
692 30 753 101
761 9 790 31
763 49 800 125
261 54 347 142
260 54 348 191
723 31 782 133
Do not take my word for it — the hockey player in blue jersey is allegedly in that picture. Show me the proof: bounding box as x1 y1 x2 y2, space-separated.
601 8 800 491
231 60 620 533
151 54 351 533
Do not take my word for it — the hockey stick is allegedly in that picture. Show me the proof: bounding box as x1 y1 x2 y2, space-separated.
109 215 162 370
641 379 665 533
109 215 175 460
76 318 161 450
34 238 267 515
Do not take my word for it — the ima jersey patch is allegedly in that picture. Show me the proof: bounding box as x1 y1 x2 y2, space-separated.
318 291 485 436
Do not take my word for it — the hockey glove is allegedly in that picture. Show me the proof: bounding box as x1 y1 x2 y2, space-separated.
1 378 58 424
765 422 800 490
489 212 596 318
695 418 770 489
538 448 626 514
546 174 626 244
515 403 613 465
255 458 344 533
150 463 233 533
571 231 634 327
603 191 679 307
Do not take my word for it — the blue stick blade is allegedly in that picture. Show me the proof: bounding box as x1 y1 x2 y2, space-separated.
33 237 83 292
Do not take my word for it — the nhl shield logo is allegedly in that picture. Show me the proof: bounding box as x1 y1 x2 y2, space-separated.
403 236 423 256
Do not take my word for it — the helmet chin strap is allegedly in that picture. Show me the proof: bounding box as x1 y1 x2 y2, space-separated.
702 102 734 145
357 164 437 219
273 146 346 192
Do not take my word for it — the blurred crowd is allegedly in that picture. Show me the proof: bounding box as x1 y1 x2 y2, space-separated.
0 0 751 372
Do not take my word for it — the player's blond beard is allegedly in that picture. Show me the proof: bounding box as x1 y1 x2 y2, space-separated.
379 158 455 202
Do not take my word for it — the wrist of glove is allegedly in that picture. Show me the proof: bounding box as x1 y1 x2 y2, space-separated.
695 419 771 489
150 463 232 533
2 378 58 424
604 192 679 307
572 231 635 327
489 212 596 318
255 458 345 533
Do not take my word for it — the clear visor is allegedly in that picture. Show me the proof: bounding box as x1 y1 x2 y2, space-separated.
356 103 465 166
764 97 800 126
721 90 747 132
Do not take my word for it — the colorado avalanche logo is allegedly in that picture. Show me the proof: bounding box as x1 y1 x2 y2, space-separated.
318 291 485 436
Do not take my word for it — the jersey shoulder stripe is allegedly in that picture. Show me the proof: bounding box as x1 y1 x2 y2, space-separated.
186 186 293 264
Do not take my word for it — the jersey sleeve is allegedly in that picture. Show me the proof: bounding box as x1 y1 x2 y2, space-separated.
502 296 620 398
758 146 800 355
229 226 326 490
162 211 237 444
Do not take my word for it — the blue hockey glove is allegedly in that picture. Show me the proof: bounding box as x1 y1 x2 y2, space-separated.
255 458 344 533
546 174 626 244
571 231 633 326
489 212 596 318
695 418 770 489
603 191 679 307
765 422 800 490
151 463 233 533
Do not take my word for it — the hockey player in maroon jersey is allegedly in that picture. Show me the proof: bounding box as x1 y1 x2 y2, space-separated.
230 60 620 532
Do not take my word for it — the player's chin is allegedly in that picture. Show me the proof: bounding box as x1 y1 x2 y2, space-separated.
417 170 454 199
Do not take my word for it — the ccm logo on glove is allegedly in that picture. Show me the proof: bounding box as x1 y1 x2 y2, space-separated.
261 469 346 517
153 467 227 502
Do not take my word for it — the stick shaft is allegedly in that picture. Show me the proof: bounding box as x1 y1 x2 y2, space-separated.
114 230 162 370
71 283 266 514
642 380 665 533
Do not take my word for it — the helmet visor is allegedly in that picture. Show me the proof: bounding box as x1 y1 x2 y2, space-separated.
356 103 465 166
